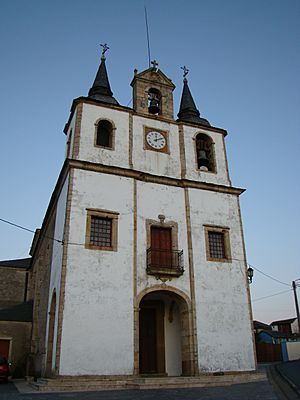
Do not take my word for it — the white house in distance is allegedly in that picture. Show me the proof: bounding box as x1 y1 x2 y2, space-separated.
29 48 256 378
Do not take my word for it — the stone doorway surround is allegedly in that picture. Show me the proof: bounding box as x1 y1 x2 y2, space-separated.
136 286 196 376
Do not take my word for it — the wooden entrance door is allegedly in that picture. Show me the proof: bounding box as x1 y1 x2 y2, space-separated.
139 301 165 374
151 227 172 268
139 307 157 373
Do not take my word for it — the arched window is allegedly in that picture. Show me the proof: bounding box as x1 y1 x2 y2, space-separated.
96 120 113 148
148 88 161 115
195 133 215 172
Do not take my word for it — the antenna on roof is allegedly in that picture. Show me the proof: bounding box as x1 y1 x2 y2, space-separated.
144 5 151 68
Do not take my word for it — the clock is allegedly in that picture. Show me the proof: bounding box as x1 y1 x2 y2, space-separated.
146 130 167 150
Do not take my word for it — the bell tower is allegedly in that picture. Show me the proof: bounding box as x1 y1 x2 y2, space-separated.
131 60 175 119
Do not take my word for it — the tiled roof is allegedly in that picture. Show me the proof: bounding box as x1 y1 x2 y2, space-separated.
253 320 272 330
0 257 31 269
271 318 297 325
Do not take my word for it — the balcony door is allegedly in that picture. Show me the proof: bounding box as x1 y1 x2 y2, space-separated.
151 226 172 268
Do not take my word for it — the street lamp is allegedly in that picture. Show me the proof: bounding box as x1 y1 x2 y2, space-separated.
247 267 254 284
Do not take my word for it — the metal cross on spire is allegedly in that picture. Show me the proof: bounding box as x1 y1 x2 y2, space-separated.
181 65 189 79
151 59 158 71
100 43 110 59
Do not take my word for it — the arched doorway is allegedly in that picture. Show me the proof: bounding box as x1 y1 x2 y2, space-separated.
138 289 193 376
45 291 56 377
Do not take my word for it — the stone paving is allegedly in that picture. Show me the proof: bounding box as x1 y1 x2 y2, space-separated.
0 380 280 400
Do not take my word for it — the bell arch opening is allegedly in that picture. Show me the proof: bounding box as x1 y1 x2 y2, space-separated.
195 132 215 172
138 289 194 376
148 88 162 115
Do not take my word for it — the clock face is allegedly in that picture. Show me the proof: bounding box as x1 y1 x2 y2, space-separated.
146 131 166 150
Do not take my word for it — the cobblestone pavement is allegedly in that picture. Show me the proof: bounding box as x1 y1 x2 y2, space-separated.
0 380 280 400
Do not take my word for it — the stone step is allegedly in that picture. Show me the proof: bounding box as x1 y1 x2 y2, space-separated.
30 371 266 392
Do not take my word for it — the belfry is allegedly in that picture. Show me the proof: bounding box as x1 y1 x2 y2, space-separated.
28 47 256 379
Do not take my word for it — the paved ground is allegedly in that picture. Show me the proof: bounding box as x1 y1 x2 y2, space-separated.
3 362 300 400
0 380 280 400
276 359 300 395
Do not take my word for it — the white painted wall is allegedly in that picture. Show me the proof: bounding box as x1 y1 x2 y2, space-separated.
291 319 299 334
286 341 300 360
72 102 232 188
188 188 255 372
54 98 254 376
78 103 130 169
136 181 191 296
164 297 182 376
59 170 134 375
132 116 181 179
45 174 69 371
65 111 76 159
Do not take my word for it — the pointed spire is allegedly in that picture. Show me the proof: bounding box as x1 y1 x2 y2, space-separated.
177 67 210 126
88 44 119 105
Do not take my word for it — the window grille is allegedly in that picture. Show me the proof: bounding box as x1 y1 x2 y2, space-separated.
208 231 225 259
90 216 112 247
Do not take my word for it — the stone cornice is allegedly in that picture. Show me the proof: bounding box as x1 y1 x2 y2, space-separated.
69 159 245 195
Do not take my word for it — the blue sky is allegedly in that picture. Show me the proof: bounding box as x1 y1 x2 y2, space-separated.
0 0 299 324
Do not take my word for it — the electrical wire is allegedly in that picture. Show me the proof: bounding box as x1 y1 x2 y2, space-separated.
0 217 63 245
0 216 296 290
252 289 293 302
248 263 290 287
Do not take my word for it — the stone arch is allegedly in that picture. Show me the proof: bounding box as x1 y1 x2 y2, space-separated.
94 118 116 149
194 132 216 172
45 290 56 377
147 87 162 115
137 285 196 376
137 285 191 308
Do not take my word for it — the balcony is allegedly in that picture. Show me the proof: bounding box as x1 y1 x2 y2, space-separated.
146 248 184 277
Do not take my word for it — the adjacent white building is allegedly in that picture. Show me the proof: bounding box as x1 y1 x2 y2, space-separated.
31 51 256 378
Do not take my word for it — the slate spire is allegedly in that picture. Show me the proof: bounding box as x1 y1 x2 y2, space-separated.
177 76 210 126
88 44 118 105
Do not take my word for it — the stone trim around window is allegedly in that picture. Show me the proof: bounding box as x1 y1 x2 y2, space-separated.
94 118 116 150
204 225 232 263
85 209 119 251
146 217 178 251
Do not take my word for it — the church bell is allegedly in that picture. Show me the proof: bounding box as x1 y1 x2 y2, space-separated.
198 150 209 170
148 94 160 114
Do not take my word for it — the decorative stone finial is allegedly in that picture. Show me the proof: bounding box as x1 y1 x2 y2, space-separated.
158 214 165 223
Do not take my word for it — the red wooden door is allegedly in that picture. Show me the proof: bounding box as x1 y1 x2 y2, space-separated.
151 227 172 268
0 340 10 359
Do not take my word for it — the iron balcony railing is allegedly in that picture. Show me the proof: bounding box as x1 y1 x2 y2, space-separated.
146 248 184 277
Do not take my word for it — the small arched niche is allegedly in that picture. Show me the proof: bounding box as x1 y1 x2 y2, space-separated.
95 119 114 149
148 88 162 115
195 133 215 172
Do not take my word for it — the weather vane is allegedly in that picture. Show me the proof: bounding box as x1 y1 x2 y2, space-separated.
100 43 109 58
181 65 189 78
151 59 158 71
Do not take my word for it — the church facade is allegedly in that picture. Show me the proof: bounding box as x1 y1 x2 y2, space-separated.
30 50 256 377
